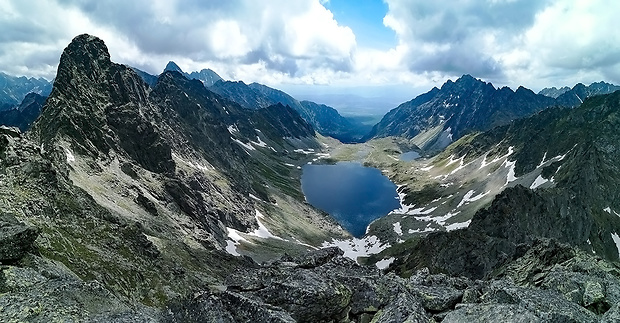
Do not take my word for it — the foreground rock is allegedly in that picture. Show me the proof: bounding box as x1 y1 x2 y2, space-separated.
0 255 159 322
165 240 620 322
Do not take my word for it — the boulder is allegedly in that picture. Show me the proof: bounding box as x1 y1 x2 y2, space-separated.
370 292 430 323
0 214 39 263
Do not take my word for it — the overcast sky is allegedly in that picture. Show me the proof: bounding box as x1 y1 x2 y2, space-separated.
1 0 619 100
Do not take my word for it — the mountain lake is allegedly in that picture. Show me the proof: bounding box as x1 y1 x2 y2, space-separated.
301 162 400 237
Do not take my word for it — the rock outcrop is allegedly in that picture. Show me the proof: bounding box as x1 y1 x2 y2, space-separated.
165 240 620 322
0 213 38 263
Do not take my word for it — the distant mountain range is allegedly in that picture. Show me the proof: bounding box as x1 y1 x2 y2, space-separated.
163 61 223 87
0 72 51 106
210 80 369 142
538 86 571 98
551 81 620 107
367 75 620 152
134 61 369 143
365 75 557 152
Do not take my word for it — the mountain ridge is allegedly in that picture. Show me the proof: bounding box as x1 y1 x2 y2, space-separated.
211 79 368 142
365 74 557 152
372 90 620 278
163 61 223 87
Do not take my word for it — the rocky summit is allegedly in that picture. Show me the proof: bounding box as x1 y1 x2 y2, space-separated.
2 33 620 323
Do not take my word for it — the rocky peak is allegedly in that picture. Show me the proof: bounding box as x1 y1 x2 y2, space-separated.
453 74 477 85
538 86 571 98
32 33 154 161
17 92 45 112
55 34 112 85
187 68 223 87
163 61 184 74
439 74 495 98
515 85 530 94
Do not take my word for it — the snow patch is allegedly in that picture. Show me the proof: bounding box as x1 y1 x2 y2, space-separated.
65 149 75 163
233 139 256 151
505 159 517 185
575 93 583 104
415 211 461 228
321 235 390 262
408 226 436 234
225 240 241 256
612 233 620 257
393 222 403 236
420 165 434 171
457 190 489 208
407 206 438 215
480 146 514 169
530 175 549 189
294 148 315 154
446 220 471 231
251 136 268 148
447 155 460 166
537 152 548 168
227 124 239 134
249 210 285 241
172 153 213 173
225 227 246 256
224 210 286 256
375 257 395 270
391 200 437 215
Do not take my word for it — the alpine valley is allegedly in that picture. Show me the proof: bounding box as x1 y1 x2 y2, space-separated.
2 34 620 323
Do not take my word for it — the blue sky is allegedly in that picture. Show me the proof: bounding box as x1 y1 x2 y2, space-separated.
1 0 620 105
324 0 396 50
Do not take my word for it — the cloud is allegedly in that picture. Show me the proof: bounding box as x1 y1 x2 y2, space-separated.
382 0 620 89
0 0 357 84
55 0 356 78
524 0 620 70
382 0 552 79
1 0 620 94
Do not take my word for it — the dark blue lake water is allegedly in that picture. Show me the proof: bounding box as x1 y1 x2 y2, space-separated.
301 162 400 237
400 151 421 161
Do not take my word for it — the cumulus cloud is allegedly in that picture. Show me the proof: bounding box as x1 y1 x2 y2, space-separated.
0 0 357 84
382 0 551 79
382 0 620 89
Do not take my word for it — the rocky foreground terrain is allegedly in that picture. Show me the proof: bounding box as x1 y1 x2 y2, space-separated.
4 225 620 322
